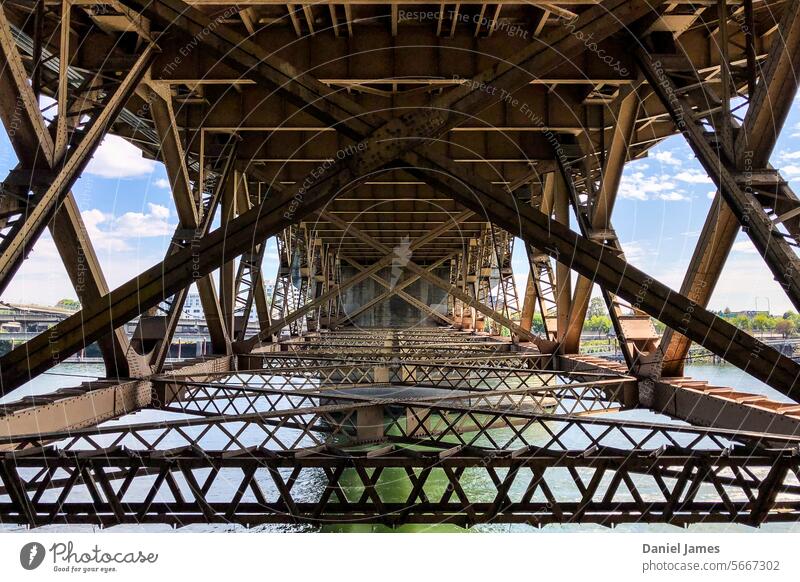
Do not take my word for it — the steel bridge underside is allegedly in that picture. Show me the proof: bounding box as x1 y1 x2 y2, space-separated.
1 0 800 528
2 329 800 528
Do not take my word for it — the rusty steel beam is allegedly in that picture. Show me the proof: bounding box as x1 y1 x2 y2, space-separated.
219 169 240 337
658 192 741 376
562 85 641 354
147 88 232 365
521 173 561 339
635 45 800 312
130 126 233 365
735 0 800 167
0 5 142 378
552 173 572 340
658 3 800 376
6 0 800 398
231 177 271 338
54 0 71 160
0 5 54 166
0 41 157 293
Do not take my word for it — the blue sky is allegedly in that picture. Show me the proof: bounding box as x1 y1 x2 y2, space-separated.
508 96 800 315
1 97 799 314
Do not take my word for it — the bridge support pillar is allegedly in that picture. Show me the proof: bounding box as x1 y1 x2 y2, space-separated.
356 405 385 442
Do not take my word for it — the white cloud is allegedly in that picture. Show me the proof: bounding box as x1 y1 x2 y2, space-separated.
619 171 687 201
81 208 129 252
781 164 800 179
81 203 175 252
85 135 156 178
657 191 689 202
674 169 713 184
778 150 800 161
115 203 172 235
732 240 757 254
154 178 171 189
707 190 717 199
650 150 682 166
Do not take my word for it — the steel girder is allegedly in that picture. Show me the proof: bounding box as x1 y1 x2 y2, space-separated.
654 3 800 376
560 85 646 360
521 173 564 342
0 4 147 377
138 97 237 369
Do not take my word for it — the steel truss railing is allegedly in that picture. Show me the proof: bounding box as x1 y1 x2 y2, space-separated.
240 353 560 370
3 329 800 528
158 378 629 419
2 445 799 527
2 422 799 526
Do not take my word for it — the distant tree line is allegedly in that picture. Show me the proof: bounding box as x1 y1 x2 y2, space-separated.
713 307 799 337
528 297 613 336
540 298 800 339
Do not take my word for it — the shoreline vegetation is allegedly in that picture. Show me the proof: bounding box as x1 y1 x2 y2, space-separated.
3 297 798 362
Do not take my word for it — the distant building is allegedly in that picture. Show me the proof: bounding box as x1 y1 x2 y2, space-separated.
184 282 274 322
184 292 205 319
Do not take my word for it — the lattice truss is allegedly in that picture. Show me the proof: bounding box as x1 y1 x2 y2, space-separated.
1 0 800 528
2 330 800 528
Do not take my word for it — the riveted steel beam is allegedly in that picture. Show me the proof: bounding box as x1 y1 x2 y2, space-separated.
6 0 800 398
0 41 157 293
143 90 234 368
561 85 642 356
0 4 142 378
658 3 800 376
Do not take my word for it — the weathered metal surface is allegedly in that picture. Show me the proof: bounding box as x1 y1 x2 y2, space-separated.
1 0 800 529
